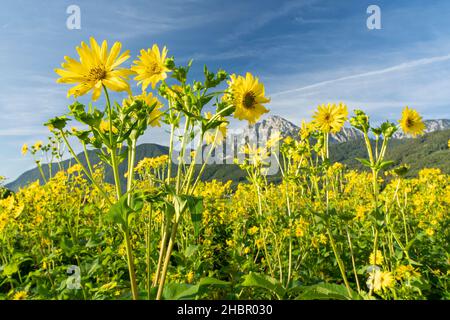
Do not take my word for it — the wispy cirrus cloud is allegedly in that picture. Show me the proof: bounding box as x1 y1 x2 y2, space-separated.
272 53 450 97
221 0 318 43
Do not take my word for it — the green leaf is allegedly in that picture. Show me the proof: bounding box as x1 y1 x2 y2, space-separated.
355 158 372 168
240 272 285 299
106 193 136 232
2 263 19 276
378 160 395 171
44 116 70 130
172 195 203 236
184 245 198 258
163 283 198 300
162 277 230 300
187 196 203 237
296 283 360 300
173 195 188 218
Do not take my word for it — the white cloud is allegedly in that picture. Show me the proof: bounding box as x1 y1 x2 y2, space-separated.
222 0 318 42
272 54 450 97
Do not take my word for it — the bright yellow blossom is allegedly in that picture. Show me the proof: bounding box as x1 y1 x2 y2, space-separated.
131 44 170 90
312 103 348 133
67 164 83 175
33 140 43 150
367 270 394 292
55 37 133 101
21 144 28 155
187 271 194 284
399 107 425 137
13 291 28 300
248 226 259 235
227 73 270 125
395 265 420 280
99 120 118 134
369 250 384 265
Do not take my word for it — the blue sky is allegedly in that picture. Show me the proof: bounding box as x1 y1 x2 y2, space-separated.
1 0 450 181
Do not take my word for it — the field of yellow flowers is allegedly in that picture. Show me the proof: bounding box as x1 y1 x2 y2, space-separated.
0 38 448 300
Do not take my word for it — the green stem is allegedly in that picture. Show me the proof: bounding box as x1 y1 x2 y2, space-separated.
146 205 153 300
153 220 170 288
124 230 139 300
176 118 191 193
346 227 361 293
327 227 352 296
156 218 179 300
82 143 94 177
36 162 47 184
126 137 137 206
103 85 122 200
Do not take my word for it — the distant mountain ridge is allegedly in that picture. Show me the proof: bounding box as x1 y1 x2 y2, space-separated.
241 115 364 144
244 116 450 142
5 116 450 191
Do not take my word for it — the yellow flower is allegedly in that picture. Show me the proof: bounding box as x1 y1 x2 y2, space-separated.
248 226 259 235
266 131 281 149
118 243 127 257
226 239 236 247
122 91 163 127
299 120 315 140
243 247 251 254
21 144 28 156
204 112 227 145
354 205 367 221
99 120 118 134
187 271 194 284
33 140 43 150
67 164 83 175
395 265 420 280
399 107 425 137
255 238 264 249
369 250 384 265
55 37 133 101
425 228 435 237
319 234 327 244
241 144 269 166
312 103 348 133
227 73 270 125
367 270 394 292
35 214 44 224
13 291 28 300
131 44 170 90
295 226 305 237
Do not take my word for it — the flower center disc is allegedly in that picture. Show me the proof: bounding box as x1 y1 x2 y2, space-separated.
406 118 414 127
147 62 162 75
88 67 107 81
243 92 256 109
